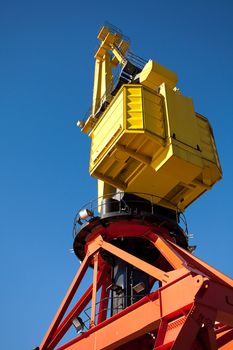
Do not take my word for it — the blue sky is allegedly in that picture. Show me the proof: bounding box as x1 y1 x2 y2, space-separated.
0 1 233 349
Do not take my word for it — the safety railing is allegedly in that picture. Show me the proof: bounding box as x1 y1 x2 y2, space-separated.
126 51 147 70
103 21 131 45
73 192 188 238
73 294 148 333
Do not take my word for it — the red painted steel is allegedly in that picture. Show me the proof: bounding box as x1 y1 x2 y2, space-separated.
39 221 233 350
46 266 110 350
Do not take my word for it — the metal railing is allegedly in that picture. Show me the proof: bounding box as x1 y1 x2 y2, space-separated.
73 192 188 238
126 51 147 70
80 49 147 125
76 294 148 332
102 21 131 45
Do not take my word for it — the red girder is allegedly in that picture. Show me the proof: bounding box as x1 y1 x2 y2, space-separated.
39 223 233 350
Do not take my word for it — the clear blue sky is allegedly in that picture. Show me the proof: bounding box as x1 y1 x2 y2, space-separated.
1 1 233 349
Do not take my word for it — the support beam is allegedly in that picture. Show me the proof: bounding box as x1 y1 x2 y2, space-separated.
40 254 91 350
47 267 109 350
57 293 161 350
169 241 233 287
116 144 151 165
102 240 170 283
152 234 186 270
97 273 111 324
90 253 99 327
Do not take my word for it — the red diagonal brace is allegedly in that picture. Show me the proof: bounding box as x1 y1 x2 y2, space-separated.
47 266 110 350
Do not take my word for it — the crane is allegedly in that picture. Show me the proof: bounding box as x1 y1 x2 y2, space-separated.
37 24 233 350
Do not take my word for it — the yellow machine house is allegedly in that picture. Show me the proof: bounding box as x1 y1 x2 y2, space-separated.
80 25 221 212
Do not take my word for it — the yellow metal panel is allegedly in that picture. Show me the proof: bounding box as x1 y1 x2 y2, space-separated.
90 91 124 169
88 84 222 210
160 83 201 150
196 113 220 165
92 59 103 115
97 26 109 41
125 86 143 130
139 60 178 90
143 88 165 139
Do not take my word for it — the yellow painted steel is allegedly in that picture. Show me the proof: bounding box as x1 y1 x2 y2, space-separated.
81 26 222 211
88 84 221 210
139 59 178 90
